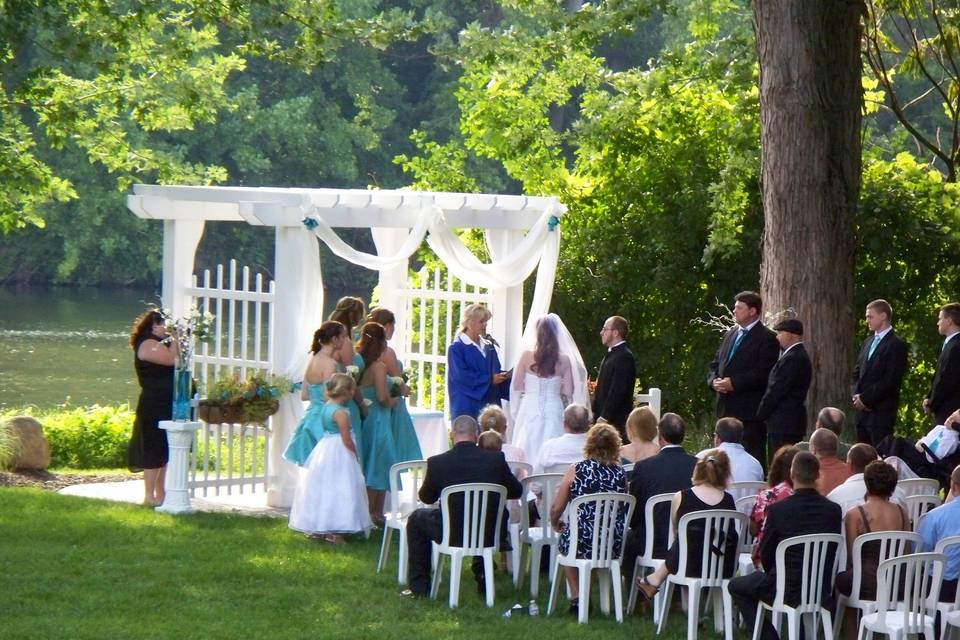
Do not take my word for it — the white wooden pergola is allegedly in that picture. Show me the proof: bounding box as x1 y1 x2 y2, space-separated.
127 184 565 507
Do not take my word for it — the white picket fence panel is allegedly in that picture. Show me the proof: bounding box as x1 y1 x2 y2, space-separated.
397 266 491 414
186 260 275 497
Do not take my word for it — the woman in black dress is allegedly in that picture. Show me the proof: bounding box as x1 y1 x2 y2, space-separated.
128 309 177 506
636 448 738 600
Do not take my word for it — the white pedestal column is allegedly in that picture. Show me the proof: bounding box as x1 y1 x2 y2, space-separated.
156 420 200 515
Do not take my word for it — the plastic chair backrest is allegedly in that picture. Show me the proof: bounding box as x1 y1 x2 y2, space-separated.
520 473 565 541
934 536 960 607
848 531 922 604
728 481 766 503
772 533 844 611
872 552 944 634
734 495 758 552
387 460 427 517
674 509 747 584
644 493 676 559
562 492 636 566
905 494 942 530
633 388 661 419
508 460 533 480
898 478 940 497
438 482 508 553
545 462 575 475
622 462 635 474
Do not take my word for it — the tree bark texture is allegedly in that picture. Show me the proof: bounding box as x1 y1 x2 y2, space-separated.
753 0 864 437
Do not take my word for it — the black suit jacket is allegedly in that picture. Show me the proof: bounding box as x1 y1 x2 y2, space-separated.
707 323 781 422
419 441 523 546
928 335 960 426
759 488 842 605
593 342 637 431
627 446 698 557
756 344 813 436
851 331 908 431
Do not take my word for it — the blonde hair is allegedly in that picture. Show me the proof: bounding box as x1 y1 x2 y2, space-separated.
691 448 731 489
478 430 503 452
325 373 356 401
583 423 622 466
460 303 492 332
478 404 507 435
626 407 658 443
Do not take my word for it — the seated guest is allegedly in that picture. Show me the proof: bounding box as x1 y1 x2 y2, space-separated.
621 412 698 583
403 415 522 598
534 404 590 474
635 449 738 601
810 428 852 495
550 423 628 616
748 445 800 568
835 461 910 640
795 407 852 462
620 407 660 464
697 417 764 483
478 404 526 465
919 464 960 604
478 430 503 453
729 452 843 640
828 443 906 513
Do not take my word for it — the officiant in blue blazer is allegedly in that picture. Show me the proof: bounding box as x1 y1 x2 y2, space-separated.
447 304 511 420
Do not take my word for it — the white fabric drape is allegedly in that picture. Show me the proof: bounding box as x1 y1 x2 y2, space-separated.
303 211 429 270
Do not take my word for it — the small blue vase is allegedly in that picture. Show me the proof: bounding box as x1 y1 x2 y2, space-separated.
172 367 192 421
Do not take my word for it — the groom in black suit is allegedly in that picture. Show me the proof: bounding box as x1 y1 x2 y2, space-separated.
924 302 960 426
404 415 522 597
707 291 780 468
851 299 908 445
592 315 637 441
757 319 813 458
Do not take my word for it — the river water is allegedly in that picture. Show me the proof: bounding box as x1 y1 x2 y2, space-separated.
0 287 159 410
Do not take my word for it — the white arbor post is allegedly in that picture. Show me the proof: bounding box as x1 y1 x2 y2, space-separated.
372 227 410 352
161 219 205 317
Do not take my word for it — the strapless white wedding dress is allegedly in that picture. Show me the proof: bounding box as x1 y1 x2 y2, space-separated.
511 372 565 463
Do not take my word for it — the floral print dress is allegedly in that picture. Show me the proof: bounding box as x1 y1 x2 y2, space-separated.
558 459 628 558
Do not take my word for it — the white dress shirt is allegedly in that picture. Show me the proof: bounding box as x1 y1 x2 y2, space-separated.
826 472 907 514
696 442 764 483
534 433 587 474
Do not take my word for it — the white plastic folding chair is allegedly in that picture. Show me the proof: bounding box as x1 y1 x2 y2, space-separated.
515 473 564 596
833 531 921 638
545 462 574 475
623 462 635 474
634 387 662 419
429 482 508 608
935 536 960 638
905 494 942 532
728 481 766 503
546 492 636 624
505 459 533 583
752 533 843 640
857 552 944 640
735 494 759 576
377 459 427 584
898 478 940 497
626 492 676 622
656 509 747 640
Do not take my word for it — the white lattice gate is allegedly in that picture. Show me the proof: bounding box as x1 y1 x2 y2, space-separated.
187 260 275 497
398 266 491 414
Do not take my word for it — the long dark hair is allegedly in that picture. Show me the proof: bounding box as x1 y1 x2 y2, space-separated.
329 296 365 337
129 309 164 348
310 321 345 354
767 445 800 487
531 317 559 377
355 322 387 367
367 307 395 327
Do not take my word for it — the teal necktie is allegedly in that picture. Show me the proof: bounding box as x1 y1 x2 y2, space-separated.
727 329 745 364
867 334 881 359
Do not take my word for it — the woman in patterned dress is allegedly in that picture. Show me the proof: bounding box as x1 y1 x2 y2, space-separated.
550 423 628 616
747 444 799 568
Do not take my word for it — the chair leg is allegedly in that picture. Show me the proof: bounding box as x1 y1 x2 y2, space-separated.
712 587 724 634
785 610 798 640
687 584 701 640
546 558 563 616
516 544 526 593
855 617 868 640
430 553 444 600
722 583 735 640
397 528 408 585
821 609 835 640
484 551 496 608
377 525 392 573
833 597 847 640
598 569 611 615
752 605 765 640
510 530 521 587
657 581 675 635
611 561 624 623
448 553 462 609
530 544 542 598
578 563 592 625
626 559 640 615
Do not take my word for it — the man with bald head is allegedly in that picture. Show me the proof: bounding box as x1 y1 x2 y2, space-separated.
534 403 591 474
404 415 522 597
795 407 852 462
809 428 851 495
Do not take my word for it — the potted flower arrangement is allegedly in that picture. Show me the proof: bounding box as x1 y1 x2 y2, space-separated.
198 372 292 426
161 308 214 421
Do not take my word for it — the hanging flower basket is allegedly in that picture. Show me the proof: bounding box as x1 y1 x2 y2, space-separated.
198 372 290 425
197 400 279 425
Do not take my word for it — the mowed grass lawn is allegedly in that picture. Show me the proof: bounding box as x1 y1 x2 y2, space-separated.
1 489 711 640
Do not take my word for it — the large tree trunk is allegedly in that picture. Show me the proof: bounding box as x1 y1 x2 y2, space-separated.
754 0 864 438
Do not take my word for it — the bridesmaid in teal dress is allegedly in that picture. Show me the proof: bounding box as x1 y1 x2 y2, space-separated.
328 296 367 457
283 321 346 466
368 308 423 463
356 321 398 527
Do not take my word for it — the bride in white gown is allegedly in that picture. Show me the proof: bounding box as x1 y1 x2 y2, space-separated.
509 314 589 462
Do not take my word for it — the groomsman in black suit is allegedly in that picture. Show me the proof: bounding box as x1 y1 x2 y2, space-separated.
707 291 781 467
924 302 960 426
851 299 909 445
592 315 637 441
757 319 813 457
